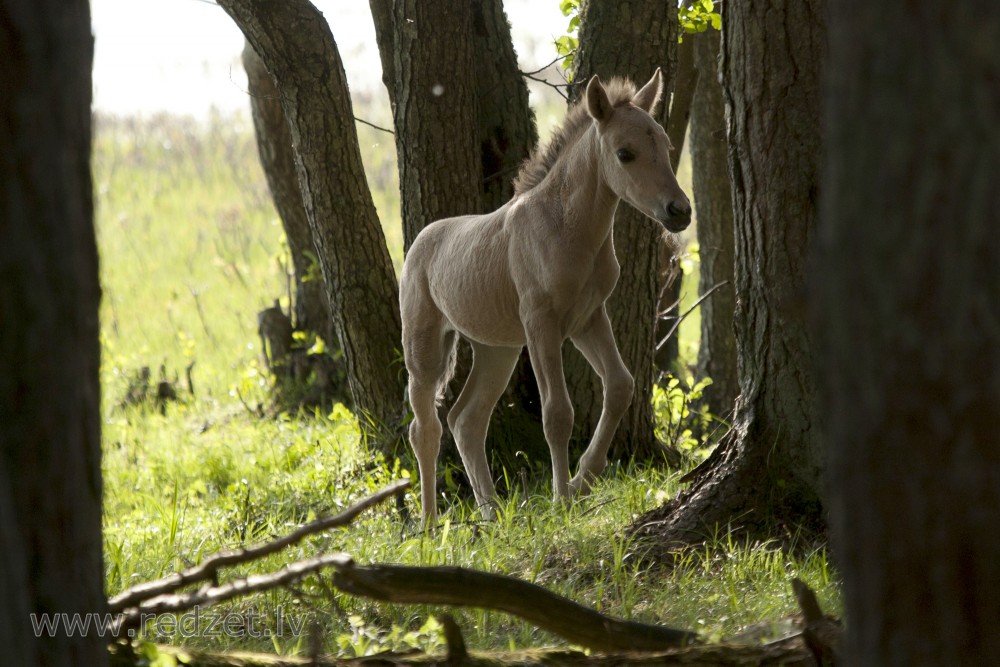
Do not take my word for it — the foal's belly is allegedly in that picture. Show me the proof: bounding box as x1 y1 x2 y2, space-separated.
438 293 526 347
429 262 526 347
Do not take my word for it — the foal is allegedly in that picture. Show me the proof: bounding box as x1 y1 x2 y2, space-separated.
400 70 691 526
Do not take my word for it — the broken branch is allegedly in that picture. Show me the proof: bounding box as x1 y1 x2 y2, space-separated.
332 563 700 652
113 553 354 638
108 479 409 613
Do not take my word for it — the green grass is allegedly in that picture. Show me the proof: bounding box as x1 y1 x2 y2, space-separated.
96 111 838 658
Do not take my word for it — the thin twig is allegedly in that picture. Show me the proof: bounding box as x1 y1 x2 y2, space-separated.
354 116 394 135
520 52 573 78
657 293 683 320
108 479 410 613
655 281 730 351
522 73 571 100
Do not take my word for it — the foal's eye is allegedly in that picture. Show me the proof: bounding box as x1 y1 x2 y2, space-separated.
616 148 635 163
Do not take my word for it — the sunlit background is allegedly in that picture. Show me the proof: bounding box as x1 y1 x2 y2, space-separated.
90 0 568 117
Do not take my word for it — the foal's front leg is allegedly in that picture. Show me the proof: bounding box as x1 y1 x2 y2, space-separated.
524 314 575 500
568 305 634 495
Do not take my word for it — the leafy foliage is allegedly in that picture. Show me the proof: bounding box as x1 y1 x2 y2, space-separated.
554 0 580 73
653 374 718 459
554 0 722 73
679 0 722 36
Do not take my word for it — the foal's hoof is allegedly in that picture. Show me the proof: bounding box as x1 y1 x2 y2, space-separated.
478 500 501 522
568 474 594 497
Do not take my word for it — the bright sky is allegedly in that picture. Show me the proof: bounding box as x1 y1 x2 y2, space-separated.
90 0 568 116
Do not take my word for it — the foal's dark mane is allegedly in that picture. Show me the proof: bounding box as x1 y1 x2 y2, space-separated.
512 77 638 196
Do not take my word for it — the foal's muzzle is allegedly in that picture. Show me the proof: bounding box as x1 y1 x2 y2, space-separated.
658 200 692 233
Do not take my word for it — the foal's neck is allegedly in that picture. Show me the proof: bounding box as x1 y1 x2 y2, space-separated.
557 126 619 251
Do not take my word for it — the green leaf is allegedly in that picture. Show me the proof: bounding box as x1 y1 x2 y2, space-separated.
307 335 326 356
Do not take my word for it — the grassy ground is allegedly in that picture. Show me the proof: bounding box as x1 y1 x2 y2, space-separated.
96 110 839 659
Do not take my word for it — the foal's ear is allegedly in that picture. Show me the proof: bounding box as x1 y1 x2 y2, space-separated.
632 68 664 115
586 75 613 123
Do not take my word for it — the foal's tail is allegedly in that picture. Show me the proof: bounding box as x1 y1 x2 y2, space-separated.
436 330 459 404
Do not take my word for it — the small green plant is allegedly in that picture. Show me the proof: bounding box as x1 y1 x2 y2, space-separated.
335 615 446 658
653 373 719 458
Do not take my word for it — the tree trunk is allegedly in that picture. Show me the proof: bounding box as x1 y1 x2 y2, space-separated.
629 0 825 552
389 0 482 247
653 35 696 378
471 0 539 211
466 0 546 471
243 42 349 408
666 36 695 173
690 29 738 419
242 42 335 348
218 0 405 447
820 2 1000 664
369 0 538 213
0 1 107 664
568 0 683 463
371 0 547 472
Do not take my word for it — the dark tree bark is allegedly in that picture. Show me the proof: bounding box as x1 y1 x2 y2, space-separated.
690 29 738 419
471 0 538 211
465 0 545 470
0 1 107 664
666 36 695 172
567 0 683 462
371 0 547 472
218 0 405 446
629 0 825 551
388 0 482 247
820 2 1000 664
243 42 348 408
242 42 334 348
653 35 696 377
368 0 538 237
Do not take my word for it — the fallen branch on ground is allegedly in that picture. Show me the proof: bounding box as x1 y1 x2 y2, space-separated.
108 479 410 614
113 550 700 650
106 478 835 664
113 553 353 638
331 562 700 652
106 472 699 650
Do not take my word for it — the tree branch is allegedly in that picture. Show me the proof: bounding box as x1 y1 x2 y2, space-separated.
331 563 701 651
112 553 354 638
354 116 394 135
108 479 409 613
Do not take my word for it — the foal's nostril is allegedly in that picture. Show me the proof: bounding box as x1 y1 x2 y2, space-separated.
667 201 691 218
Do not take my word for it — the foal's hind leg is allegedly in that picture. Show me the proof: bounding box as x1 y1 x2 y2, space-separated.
404 327 454 528
408 375 442 527
568 306 634 495
447 342 520 519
